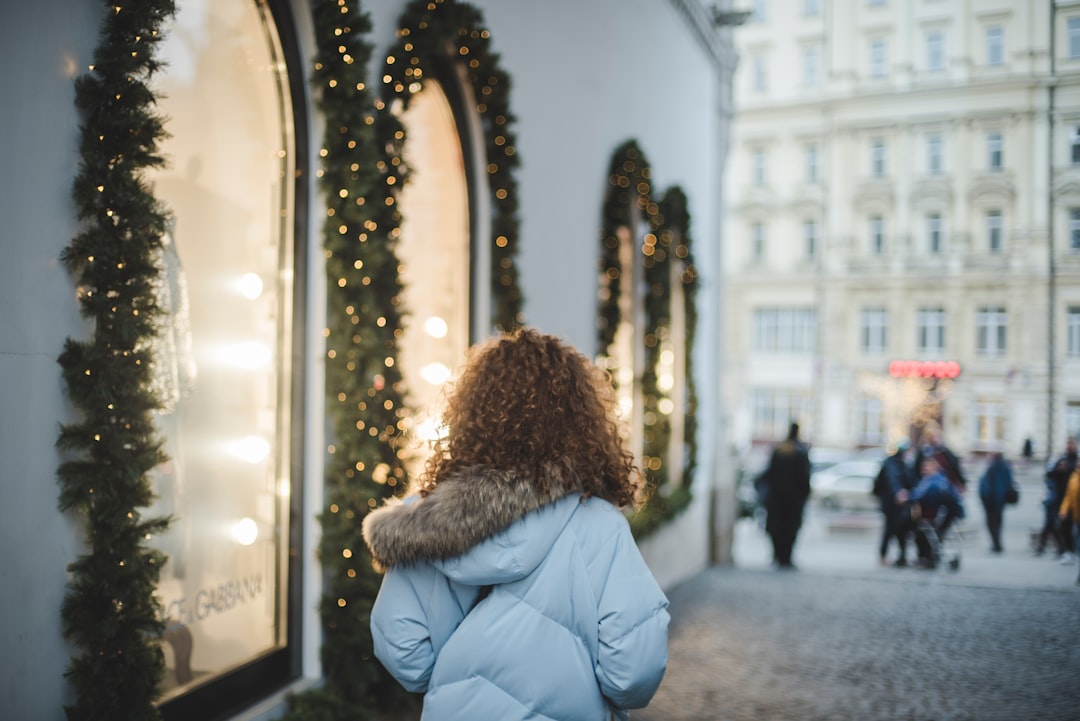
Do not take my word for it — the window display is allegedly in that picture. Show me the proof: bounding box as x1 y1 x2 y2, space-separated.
147 0 296 698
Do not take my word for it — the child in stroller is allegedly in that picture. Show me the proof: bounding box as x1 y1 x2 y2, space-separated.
907 456 965 570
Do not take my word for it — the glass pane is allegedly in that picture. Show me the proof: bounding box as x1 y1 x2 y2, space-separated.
148 0 294 698
394 80 472 476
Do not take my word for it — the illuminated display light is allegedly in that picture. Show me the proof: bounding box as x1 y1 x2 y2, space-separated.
888 359 962 379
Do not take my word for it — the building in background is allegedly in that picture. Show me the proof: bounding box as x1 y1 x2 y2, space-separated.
724 0 1080 462
0 1 739 719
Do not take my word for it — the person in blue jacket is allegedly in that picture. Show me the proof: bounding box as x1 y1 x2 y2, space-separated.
363 327 670 720
979 451 1014 553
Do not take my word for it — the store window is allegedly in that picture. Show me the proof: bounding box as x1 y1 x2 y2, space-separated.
394 77 474 473
974 400 1006 451
148 0 302 712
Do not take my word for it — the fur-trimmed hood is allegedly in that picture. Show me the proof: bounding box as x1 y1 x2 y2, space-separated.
362 466 582 572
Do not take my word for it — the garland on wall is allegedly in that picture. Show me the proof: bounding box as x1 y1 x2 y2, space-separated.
598 140 699 538
57 1 177 720
379 0 524 331
283 1 416 719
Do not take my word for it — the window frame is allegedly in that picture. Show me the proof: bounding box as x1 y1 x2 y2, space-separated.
975 306 1008 358
917 306 946 356
987 131 1003 170
986 24 1004 66
859 306 888 354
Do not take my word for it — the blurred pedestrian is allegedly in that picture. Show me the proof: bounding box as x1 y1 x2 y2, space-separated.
978 451 1014 554
1037 437 1077 560
761 421 812 569
1058 466 1080 585
363 328 670 719
873 439 915 567
908 456 965 569
919 425 967 492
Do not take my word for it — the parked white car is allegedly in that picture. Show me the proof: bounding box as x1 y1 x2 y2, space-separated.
810 459 882 512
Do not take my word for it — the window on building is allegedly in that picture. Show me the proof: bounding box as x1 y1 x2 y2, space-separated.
856 396 885 445
927 133 943 175
1069 307 1080 357
987 131 1003 170
974 400 1006 451
860 307 888 354
752 307 817 354
805 143 819 184
871 138 886 177
870 38 888 78
917 307 946 355
1071 208 1080 250
926 30 944 72
752 148 767 187
868 0 885 8
752 388 813 442
803 46 820 87
751 53 767 93
804 0 820 17
976 306 1007 357
927 213 943 253
1067 401 1080 440
869 215 885 254
986 25 1004 66
1070 17 1080 58
987 210 1003 253
1071 126 1080 165
751 222 765 261
804 220 817 259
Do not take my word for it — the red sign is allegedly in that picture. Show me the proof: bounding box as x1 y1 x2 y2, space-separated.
888 360 961 379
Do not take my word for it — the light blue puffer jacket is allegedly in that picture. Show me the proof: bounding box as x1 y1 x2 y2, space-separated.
363 469 669 721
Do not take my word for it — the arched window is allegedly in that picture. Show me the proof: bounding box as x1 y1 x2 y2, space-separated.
147 0 306 714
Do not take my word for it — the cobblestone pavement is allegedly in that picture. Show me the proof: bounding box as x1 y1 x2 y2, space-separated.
637 463 1080 721
636 568 1080 721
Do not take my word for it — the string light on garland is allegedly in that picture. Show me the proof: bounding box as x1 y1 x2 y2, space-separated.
598 141 699 538
379 0 524 331
58 1 177 719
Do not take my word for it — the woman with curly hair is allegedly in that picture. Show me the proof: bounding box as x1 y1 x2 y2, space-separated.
363 327 669 720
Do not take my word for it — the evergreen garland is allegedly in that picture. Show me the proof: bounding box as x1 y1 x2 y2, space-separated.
598 141 699 538
379 0 524 331
282 1 416 719
57 1 177 720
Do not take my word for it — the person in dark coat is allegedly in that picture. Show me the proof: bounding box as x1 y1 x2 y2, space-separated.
1039 437 1078 559
979 451 1014 553
919 426 967 492
761 422 812 569
874 439 916 566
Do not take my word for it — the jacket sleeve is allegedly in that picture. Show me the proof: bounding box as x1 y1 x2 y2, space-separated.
1061 470 1080 521
594 520 670 710
370 562 475 694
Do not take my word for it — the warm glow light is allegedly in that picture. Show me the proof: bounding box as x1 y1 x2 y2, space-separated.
659 398 675 415
231 517 258 546
414 415 448 443
423 316 448 338
237 272 264 299
226 435 271 464
212 341 272 370
419 362 452 386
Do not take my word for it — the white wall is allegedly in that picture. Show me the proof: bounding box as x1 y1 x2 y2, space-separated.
0 2 102 717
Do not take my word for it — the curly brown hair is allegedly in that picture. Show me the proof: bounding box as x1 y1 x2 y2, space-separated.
418 327 644 508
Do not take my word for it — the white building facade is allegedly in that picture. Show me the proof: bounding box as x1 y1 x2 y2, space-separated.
725 0 1080 461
